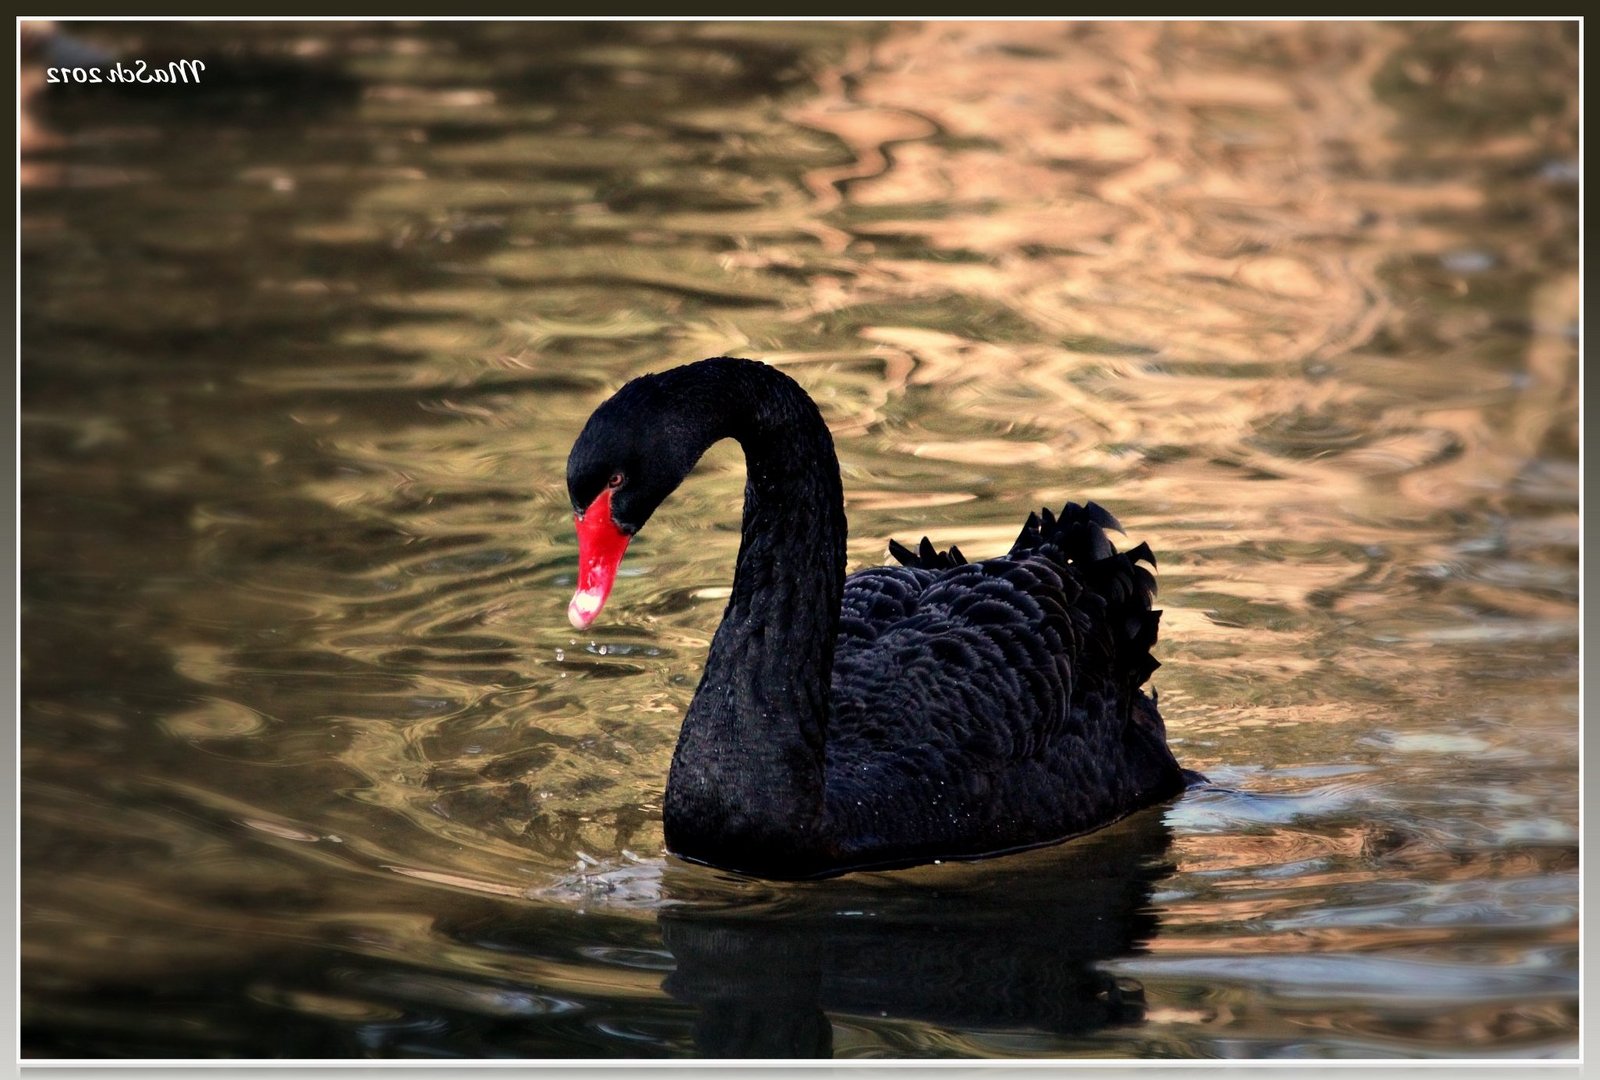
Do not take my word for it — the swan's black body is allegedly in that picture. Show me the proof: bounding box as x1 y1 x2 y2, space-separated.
567 358 1187 879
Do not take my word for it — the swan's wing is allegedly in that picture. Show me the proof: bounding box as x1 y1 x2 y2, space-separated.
832 556 1085 761
837 563 938 643
847 501 1160 690
823 504 1176 863
885 535 967 571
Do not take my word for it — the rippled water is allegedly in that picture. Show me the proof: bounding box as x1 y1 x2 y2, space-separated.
20 20 1579 1059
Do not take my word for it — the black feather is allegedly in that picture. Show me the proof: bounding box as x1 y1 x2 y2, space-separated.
829 498 1185 870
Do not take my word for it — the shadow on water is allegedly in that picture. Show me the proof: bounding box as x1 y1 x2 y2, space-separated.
655 810 1176 1057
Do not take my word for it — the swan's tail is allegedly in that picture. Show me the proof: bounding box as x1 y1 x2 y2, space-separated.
887 500 1162 687
1012 501 1163 688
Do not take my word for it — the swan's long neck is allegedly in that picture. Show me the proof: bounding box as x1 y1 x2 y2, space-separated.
662 361 846 873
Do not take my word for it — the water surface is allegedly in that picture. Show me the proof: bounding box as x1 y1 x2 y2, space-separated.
20 20 1579 1059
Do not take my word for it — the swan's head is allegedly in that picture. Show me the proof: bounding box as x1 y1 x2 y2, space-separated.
565 369 716 630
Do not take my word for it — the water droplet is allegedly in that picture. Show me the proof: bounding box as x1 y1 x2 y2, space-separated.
1441 249 1495 274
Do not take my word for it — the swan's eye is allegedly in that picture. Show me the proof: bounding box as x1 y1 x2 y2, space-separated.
607 472 625 489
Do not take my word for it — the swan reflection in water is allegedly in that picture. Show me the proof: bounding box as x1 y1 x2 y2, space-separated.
653 807 1177 1057
21 793 1178 1058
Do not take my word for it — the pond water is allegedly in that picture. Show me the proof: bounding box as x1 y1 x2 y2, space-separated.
20 20 1580 1060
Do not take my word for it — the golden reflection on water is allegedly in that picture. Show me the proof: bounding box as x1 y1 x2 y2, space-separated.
20 19 1578 1059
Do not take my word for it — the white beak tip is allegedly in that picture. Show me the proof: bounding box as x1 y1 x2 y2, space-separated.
568 590 603 630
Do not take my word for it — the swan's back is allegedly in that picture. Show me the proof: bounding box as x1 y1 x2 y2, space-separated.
824 502 1184 870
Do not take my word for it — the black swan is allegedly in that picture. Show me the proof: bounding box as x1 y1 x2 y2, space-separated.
566 357 1189 879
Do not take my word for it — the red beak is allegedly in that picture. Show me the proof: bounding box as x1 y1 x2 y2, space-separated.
569 488 631 630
